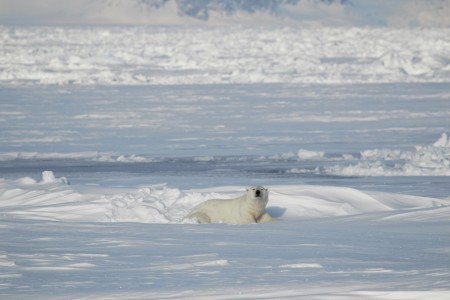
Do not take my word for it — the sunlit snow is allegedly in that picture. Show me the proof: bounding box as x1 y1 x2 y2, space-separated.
1 11 450 300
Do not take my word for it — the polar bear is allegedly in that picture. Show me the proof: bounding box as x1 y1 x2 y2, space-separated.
185 186 278 224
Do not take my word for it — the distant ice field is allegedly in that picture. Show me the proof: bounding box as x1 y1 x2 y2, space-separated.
1 26 450 85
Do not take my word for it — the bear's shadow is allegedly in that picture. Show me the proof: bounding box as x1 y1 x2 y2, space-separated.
266 206 286 218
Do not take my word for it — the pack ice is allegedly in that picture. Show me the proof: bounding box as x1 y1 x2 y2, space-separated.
1 26 450 85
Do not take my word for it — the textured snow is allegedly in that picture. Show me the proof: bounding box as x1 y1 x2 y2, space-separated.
311 133 450 176
2 171 448 223
1 172 450 299
1 22 450 299
1 26 450 86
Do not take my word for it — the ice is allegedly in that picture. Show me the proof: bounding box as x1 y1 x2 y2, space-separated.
323 133 450 176
41 170 68 184
433 132 450 147
0 152 151 163
279 263 323 269
1 22 450 299
297 149 325 160
1 26 450 86
284 132 450 177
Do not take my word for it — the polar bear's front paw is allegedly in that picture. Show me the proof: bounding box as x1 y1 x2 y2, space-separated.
256 212 280 223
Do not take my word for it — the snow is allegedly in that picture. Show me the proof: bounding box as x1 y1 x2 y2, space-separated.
2 171 448 223
1 23 450 299
0 152 150 163
297 149 325 160
1 171 450 299
322 133 450 176
1 26 450 86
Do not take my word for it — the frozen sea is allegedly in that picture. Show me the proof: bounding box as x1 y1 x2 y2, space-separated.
1 25 450 299
1 83 449 196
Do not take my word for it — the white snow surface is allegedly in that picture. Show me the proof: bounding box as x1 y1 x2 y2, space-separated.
1 171 450 299
2 171 449 223
1 26 450 86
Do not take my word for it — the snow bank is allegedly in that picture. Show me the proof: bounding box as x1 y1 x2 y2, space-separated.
1 171 448 223
1 26 449 86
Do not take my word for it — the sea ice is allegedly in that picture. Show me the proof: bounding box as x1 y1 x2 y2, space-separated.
1 26 449 86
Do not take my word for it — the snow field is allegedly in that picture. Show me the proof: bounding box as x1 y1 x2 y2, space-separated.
1 194 450 299
3 170 449 299
1 26 450 86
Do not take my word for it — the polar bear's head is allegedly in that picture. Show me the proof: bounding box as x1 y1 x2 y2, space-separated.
246 186 269 203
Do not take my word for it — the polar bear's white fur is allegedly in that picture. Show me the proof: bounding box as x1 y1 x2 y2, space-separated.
185 186 277 224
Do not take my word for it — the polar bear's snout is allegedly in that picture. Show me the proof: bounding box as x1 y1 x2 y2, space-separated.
251 186 266 198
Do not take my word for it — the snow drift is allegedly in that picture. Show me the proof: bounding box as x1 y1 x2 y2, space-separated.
1 171 449 223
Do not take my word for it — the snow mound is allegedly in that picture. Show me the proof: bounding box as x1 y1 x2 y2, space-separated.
1 171 449 223
41 170 69 184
